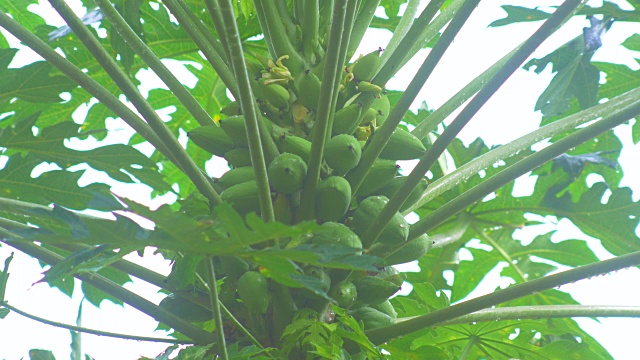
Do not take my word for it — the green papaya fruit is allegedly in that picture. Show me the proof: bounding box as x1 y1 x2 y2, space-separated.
330 281 357 307
245 58 265 78
325 134 362 174
297 69 322 111
224 148 252 167
307 266 332 293
375 266 407 287
356 80 383 94
159 293 212 323
332 102 363 135
354 125 372 141
351 195 408 248
353 276 401 305
219 115 248 146
216 167 256 190
309 221 362 253
188 125 236 157
356 159 399 197
268 153 307 194
351 48 382 81
280 134 311 164
371 300 397 319
219 255 249 278
221 101 241 116
220 180 260 216
273 192 293 225
360 107 378 126
371 93 390 126
261 82 290 109
379 128 427 160
179 192 210 219
237 271 270 315
373 177 428 212
350 306 395 330
316 176 352 222
381 233 432 266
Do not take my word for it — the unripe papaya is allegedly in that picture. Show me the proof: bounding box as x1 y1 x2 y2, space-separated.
330 281 357 307
267 153 307 194
307 266 331 293
221 180 260 216
280 135 311 164
354 125 372 141
221 101 241 116
351 196 408 248
261 82 290 109
371 93 390 126
332 102 363 135
352 276 401 305
219 115 248 146
375 266 407 288
356 159 399 197
273 192 292 225
219 255 250 279
316 176 352 222
224 148 252 167
373 177 428 212
188 125 236 156
381 233 432 266
379 128 426 160
309 221 362 253
351 48 382 81
237 271 270 315
356 80 383 94
216 167 256 190
325 134 361 174
350 306 395 330
371 300 397 319
297 69 322 111
360 107 378 126
159 293 212 323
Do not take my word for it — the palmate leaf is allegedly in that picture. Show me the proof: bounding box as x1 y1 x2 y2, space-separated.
0 154 122 211
0 60 76 105
0 112 171 191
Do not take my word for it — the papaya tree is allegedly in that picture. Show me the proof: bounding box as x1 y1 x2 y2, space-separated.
1 0 640 358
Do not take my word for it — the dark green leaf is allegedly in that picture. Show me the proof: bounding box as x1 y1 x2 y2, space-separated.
489 6 552 27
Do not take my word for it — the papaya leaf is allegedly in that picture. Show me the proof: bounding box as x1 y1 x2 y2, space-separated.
0 113 171 191
489 5 552 27
28 349 56 360
0 155 122 211
525 17 612 117
80 265 131 306
0 252 13 303
0 61 76 104
108 0 143 73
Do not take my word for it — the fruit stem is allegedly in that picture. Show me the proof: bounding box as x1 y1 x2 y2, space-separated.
404 83 640 216
297 0 357 221
352 0 481 247
301 0 319 62
162 0 238 97
345 0 381 60
408 90 640 240
205 256 229 359
365 0 581 248
0 11 190 178
366 249 640 345
4 240 214 345
48 0 224 207
254 0 306 77
95 0 215 127
212 0 277 225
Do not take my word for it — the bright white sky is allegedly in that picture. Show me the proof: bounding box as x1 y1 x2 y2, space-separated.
1 0 640 359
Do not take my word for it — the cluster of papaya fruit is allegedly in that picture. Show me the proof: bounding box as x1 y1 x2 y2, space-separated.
173 50 433 341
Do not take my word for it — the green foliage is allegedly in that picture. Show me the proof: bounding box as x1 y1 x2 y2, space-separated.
1 0 640 359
